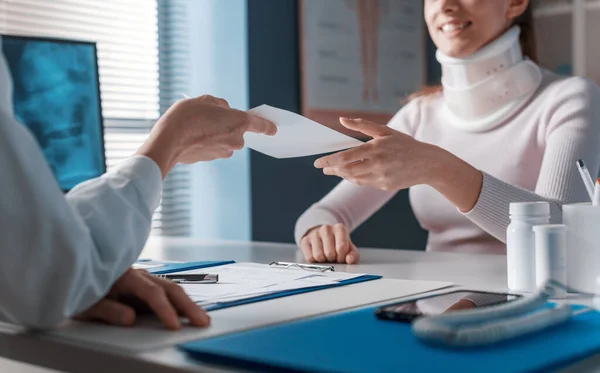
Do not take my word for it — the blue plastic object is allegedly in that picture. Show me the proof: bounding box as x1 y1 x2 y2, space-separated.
180 304 600 373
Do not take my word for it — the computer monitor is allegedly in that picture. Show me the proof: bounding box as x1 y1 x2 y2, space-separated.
1 34 106 191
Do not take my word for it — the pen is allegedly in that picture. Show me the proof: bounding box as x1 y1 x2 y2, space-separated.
576 159 595 201
594 179 600 207
181 93 190 99
154 273 219 284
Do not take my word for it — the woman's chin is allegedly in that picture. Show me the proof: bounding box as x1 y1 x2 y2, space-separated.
438 43 479 59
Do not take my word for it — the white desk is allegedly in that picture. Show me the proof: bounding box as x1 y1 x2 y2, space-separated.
1 238 599 373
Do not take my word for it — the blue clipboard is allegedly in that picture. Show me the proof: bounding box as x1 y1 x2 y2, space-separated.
204 274 381 311
180 304 600 373
137 260 381 312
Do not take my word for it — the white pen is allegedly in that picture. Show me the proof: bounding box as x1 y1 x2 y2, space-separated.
594 179 600 207
181 93 190 99
577 159 595 201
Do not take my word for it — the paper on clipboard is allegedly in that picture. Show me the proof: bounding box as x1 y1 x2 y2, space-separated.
174 263 365 305
245 105 363 159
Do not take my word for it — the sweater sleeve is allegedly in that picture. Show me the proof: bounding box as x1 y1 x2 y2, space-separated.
294 99 423 245
463 77 600 243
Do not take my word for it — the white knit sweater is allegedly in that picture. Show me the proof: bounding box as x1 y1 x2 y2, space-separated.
295 69 600 254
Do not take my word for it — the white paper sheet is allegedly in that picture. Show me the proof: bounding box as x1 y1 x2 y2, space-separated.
177 263 308 302
245 105 363 158
197 275 354 306
196 272 367 306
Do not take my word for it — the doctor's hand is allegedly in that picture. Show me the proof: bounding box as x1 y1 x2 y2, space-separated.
314 118 436 192
300 224 360 264
74 269 210 330
137 95 277 178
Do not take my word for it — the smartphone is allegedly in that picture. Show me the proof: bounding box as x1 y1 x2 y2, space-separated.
375 290 522 322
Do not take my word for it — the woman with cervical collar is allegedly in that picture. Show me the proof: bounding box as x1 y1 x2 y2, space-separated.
295 0 600 264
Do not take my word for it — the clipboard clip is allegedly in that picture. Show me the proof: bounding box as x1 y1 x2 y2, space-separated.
269 261 335 272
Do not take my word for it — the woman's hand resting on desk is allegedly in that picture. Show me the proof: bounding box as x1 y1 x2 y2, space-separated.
300 224 360 264
75 269 210 330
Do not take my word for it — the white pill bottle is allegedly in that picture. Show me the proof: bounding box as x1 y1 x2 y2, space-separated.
506 202 550 292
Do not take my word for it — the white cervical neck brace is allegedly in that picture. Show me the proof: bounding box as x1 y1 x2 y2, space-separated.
436 26 542 132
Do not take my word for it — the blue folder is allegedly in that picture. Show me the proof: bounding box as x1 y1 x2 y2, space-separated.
143 261 234 275
141 260 381 311
204 274 381 311
180 304 600 373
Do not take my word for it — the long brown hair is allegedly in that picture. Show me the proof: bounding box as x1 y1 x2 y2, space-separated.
409 3 537 101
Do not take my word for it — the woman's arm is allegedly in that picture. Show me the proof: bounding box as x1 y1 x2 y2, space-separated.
315 78 600 244
295 99 423 245
457 77 600 242
295 181 398 245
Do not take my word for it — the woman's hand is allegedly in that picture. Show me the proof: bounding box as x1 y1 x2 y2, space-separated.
300 224 360 264
314 118 436 192
315 117 483 212
75 269 210 330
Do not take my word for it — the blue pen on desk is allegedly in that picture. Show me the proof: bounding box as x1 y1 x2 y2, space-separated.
577 159 595 201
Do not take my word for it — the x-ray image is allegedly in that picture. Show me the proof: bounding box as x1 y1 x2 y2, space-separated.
2 36 105 191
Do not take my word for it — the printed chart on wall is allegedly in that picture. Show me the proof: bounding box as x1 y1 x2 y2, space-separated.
300 0 425 136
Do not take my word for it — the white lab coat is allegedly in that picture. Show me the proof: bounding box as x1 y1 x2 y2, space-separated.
0 44 163 329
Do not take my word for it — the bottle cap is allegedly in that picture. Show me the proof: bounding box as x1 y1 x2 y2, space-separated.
509 202 550 217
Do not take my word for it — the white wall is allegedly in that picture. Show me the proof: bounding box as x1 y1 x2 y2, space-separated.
186 0 252 240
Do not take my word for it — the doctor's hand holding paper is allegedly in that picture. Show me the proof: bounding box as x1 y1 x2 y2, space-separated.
0 63 276 330
138 95 277 178
68 97 277 330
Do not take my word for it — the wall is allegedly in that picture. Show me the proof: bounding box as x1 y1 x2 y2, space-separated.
248 0 439 249
188 0 252 240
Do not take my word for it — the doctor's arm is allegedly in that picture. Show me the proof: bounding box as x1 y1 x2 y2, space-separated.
0 108 157 329
0 96 276 329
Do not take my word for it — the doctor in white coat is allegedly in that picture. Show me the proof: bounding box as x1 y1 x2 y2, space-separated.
0 45 276 330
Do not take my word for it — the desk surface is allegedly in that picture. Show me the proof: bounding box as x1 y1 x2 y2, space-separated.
141 238 508 290
1 238 599 373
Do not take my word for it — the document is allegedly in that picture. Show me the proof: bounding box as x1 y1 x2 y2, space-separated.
173 263 365 306
199 275 350 306
245 105 363 159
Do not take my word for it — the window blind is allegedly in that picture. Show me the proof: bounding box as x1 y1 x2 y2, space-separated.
156 0 192 236
0 0 192 236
